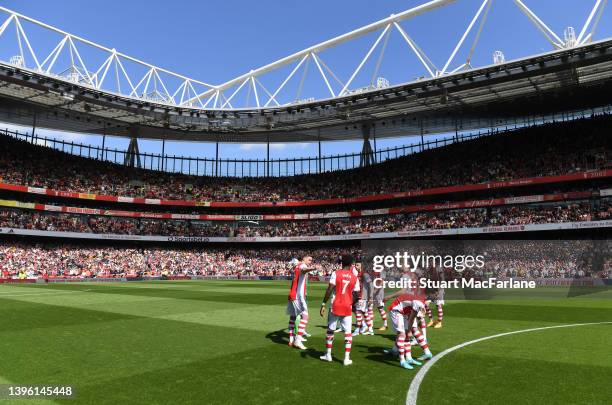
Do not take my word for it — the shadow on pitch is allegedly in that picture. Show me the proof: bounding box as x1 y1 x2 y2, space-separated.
350 343 404 367
265 329 289 346
364 351 404 367
265 329 329 361
299 348 327 361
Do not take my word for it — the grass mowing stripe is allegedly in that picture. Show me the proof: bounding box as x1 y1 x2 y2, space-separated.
2 284 291 306
442 302 612 323
0 287 292 334
0 319 271 387
1 281 610 404
0 291 90 298
406 321 612 405
0 288 291 327
0 298 139 333
4 280 295 292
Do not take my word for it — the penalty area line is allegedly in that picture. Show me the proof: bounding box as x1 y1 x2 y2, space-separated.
406 321 612 405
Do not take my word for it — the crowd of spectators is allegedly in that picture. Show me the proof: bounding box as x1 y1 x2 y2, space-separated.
0 245 347 278
416 241 612 280
1 200 609 237
1 242 609 280
481 241 611 280
0 116 609 202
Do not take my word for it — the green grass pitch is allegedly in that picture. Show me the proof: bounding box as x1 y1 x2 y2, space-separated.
0 280 610 405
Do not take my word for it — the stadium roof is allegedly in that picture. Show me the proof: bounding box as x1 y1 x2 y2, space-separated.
0 1 611 143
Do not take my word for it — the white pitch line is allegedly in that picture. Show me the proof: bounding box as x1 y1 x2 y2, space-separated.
406 321 612 405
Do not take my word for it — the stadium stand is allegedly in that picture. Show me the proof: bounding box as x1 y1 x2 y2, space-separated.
0 116 610 204
0 199 610 237
1 242 609 279
0 116 610 277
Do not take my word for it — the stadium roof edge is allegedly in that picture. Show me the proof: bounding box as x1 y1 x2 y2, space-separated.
0 37 611 142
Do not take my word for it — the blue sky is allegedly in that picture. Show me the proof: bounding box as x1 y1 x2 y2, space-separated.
0 0 610 162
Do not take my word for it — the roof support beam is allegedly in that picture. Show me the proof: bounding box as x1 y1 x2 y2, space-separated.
441 0 491 75
188 0 456 104
394 22 437 78
513 0 564 49
312 52 335 98
578 0 607 45
340 24 391 96
263 54 309 107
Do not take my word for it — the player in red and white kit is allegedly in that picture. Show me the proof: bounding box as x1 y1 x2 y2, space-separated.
426 291 445 328
384 277 435 369
385 292 426 369
426 267 445 328
373 269 388 330
319 255 360 366
286 255 316 350
403 292 434 363
334 262 359 333
352 263 370 336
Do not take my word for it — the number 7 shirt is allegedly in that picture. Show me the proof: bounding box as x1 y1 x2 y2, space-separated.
329 269 360 317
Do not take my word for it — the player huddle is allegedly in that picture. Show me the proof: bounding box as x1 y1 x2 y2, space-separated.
286 255 444 367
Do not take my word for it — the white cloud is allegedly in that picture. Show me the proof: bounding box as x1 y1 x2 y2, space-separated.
239 143 310 151
1 122 87 142
55 132 87 142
